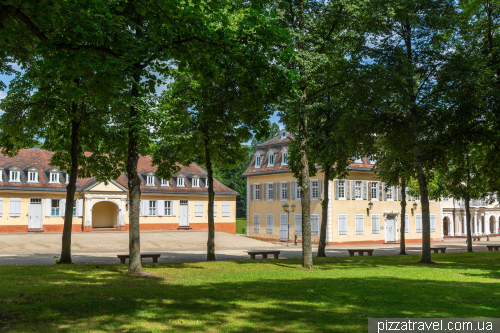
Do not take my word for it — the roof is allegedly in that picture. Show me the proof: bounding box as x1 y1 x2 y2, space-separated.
242 134 374 177
0 148 239 196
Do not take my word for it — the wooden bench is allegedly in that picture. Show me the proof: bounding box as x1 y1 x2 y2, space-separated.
472 236 483 241
347 249 374 257
247 250 281 259
117 254 161 263
486 245 500 251
431 247 446 254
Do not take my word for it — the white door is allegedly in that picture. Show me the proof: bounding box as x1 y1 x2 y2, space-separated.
280 214 288 241
29 198 43 229
386 218 396 242
179 200 189 226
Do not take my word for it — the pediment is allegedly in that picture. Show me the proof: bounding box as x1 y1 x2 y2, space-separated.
86 179 127 192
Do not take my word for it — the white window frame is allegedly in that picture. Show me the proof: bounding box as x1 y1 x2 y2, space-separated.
281 152 288 165
50 172 59 184
164 201 172 216
161 178 170 186
9 170 20 182
205 179 209 188
296 183 302 200
354 180 363 200
370 182 378 201
28 171 38 183
355 214 364 235
51 199 60 216
311 180 319 200
266 182 274 201
192 178 200 187
147 175 155 186
268 154 275 166
386 186 393 201
0 169 3 181
253 213 261 233
255 156 262 168
338 214 348 236
371 214 380 235
369 154 376 164
266 214 274 234
280 181 288 201
354 156 363 164
177 177 185 187
149 200 157 216
72 200 77 216
338 180 346 200
254 183 261 201
414 195 421 202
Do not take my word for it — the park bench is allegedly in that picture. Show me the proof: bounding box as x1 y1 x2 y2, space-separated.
486 245 500 252
247 250 281 259
430 247 446 254
472 236 483 241
117 253 161 263
347 249 374 257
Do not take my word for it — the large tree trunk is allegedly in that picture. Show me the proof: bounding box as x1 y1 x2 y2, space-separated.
59 115 80 264
317 163 329 257
299 114 313 269
127 68 142 273
204 133 216 261
466 168 473 252
399 178 407 255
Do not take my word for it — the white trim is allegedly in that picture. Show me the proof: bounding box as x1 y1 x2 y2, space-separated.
338 214 348 236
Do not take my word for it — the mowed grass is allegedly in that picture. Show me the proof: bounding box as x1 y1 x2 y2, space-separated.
236 217 246 234
1 253 499 332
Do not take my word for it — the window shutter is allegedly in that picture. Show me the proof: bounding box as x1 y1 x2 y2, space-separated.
363 181 367 200
45 198 51 217
318 180 322 199
391 186 396 200
223 201 229 217
278 182 282 200
405 214 409 233
346 180 351 199
372 215 380 234
367 182 372 200
334 180 339 200
158 200 165 216
292 181 296 200
311 215 319 236
430 214 436 233
264 184 268 200
195 201 203 217
266 214 274 234
10 198 21 217
355 215 364 235
172 200 176 216
398 186 402 201
253 214 260 233
143 200 150 216
274 183 278 200
77 199 83 217
339 215 347 235
0 197 3 217
378 182 383 200
287 181 290 200
61 199 66 217
416 214 422 233
383 185 387 201
213 201 217 216
294 214 302 235
251 184 254 201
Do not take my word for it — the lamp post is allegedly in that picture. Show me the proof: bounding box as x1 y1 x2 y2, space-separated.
282 202 296 245
367 201 373 216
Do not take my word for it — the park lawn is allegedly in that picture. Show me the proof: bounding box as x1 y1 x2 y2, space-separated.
0 253 499 332
236 217 246 234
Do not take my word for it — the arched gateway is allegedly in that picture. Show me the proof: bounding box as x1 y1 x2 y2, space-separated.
92 201 118 228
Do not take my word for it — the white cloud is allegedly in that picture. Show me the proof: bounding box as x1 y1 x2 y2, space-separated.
0 91 6 100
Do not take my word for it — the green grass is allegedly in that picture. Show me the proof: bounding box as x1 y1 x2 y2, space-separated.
236 217 246 234
1 253 499 332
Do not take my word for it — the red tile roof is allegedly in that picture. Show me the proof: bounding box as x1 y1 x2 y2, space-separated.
0 149 238 195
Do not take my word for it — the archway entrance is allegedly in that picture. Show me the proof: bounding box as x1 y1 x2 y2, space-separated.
443 216 449 236
490 216 495 235
92 201 118 228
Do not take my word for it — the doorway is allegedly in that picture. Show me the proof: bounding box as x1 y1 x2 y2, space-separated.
179 200 189 226
29 198 43 230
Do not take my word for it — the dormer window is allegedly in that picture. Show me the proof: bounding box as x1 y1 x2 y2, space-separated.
205 180 209 188
146 174 155 186
161 178 169 186
354 156 363 164
255 156 262 168
177 177 185 187
28 170 38 182
268 154 275 166
10 170 20 182
369 155 376 164
65 174 69 184
0 169 3 181
192 178 200 187
282 152 288 165
280 130 287 139
50 172 59 183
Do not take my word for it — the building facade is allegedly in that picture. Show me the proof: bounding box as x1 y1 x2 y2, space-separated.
242 130 446 245
0 149 237 233
441 198 500 236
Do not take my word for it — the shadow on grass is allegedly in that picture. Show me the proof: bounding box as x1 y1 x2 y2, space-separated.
0 253 499 332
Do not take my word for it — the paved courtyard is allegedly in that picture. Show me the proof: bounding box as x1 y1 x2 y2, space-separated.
0 231 497 265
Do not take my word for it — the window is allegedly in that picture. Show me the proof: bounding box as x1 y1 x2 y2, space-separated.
0 170 3 181
266 183 274 201
416 214 422 233
222 201 230 217
165 201 172 216
441 197 449 202
195 201 203 217
296 183 302 199
161 178 170 186
50 172 59 183
338 214 347 236
386 187 392 200
266 214 274 234
354 156 363 164
369 154 376 164
294 214 302 235
268 154 275 166
311 180 319 199
177 177 185 187
149 200 157 216
311 214 319 236
192 178 199 187
355 214 364 235
10 170 20 182
255 156 262 168
253 214 261 233
9 198 21 217
254 184 261 201
338 180 345 199
281 182 288 200
73 201 77 216
405 214 409 234
370 182 378 200
355 181 362 199
282 153 288 165
371 214 380 235
51 199 60 216
414 195 420 201
430 214 436 233
28 171 38 182
205 179 209 188
147 175 155 186
281 131 287 139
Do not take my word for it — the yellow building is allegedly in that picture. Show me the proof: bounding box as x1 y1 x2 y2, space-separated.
242 130 443 245
0 149 238 233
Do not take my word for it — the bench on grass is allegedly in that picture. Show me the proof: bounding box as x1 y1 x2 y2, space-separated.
486 245 500 251
430 247 446 254
247 250 281 260
117 254 161 263
347 249 374 257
